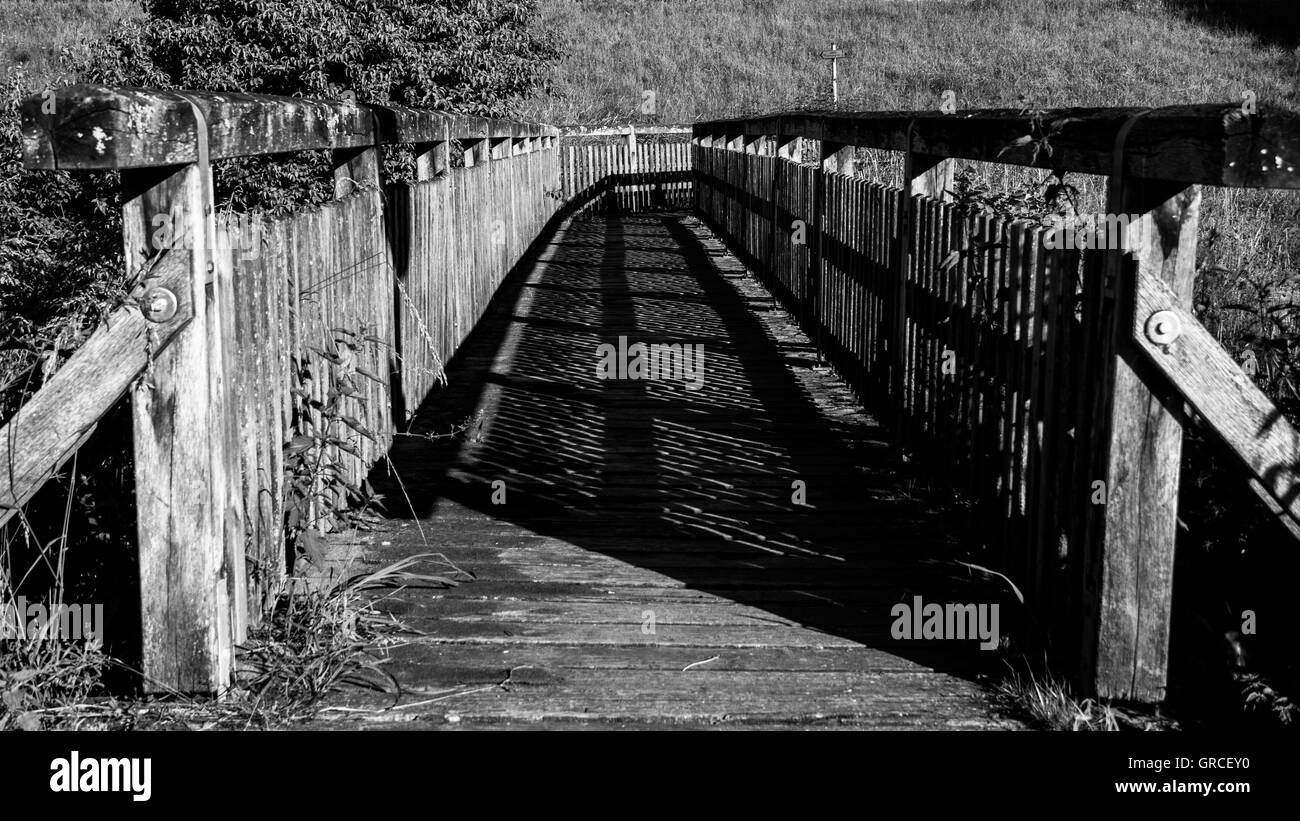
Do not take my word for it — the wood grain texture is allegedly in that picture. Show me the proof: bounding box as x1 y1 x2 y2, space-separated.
558 128 693 217
124 163 228 693
0 248 192 527
1134 270 1300 532
1086 182 1200 702
21 85 556 170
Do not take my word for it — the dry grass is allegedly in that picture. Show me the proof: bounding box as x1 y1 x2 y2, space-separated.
0 1 140 85
2 547 473 730
235 551 471 716
0 631 109 730
523 0 1300 125
996 661 1178 731
1 471 112 730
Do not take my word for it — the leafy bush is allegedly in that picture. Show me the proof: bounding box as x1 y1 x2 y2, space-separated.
65 0 560 211
0 69 125 423
78 0 557 113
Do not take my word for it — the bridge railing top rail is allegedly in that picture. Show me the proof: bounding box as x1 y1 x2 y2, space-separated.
694 104 1300 189
22 85 559 171
558 124 692 137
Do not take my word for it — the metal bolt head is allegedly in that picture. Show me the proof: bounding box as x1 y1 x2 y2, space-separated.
141 287 178 323
1145 309 1182 346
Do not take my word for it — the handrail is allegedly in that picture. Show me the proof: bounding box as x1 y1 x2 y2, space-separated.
21 85 558 171
695 104 1300 189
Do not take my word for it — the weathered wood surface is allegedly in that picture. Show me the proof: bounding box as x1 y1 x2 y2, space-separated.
559 127 693 216
1082 182 1200 701
123 162 239 692
7 109 560 693
311 213 1022 729
562 125 692 137
21 85 557 170
696 105 1300 189
389 145 560 417
216 188 400 625
8 84 569 693
1134 268 1300 532
0 246 192 528
197 133 557 637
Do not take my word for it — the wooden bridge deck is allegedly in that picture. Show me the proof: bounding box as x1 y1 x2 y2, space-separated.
315 211 1023 729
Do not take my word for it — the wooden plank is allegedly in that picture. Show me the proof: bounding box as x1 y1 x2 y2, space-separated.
1133 270 1300 533
1005 221 1028 558
1031 243 1064 604
213 213 247 649
209 202 244 660
379 642 948 675
0 246 192 526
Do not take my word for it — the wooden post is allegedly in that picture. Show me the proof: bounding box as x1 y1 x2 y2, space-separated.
333 145 378 198
786 136 804 164
125 159 239 694
821 142 855 177
414 119 451 181
1081 179 1200 701
414 140 449 180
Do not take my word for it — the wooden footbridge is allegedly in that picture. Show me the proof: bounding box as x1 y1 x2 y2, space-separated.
5 87 1300 726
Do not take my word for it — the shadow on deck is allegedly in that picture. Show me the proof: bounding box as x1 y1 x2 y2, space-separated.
320 210 1024 729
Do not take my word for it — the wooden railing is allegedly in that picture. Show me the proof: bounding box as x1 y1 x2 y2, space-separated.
558 125 693 216
693 105 1300 701
3 85 558 693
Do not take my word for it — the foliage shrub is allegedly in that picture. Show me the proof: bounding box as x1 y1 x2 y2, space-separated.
65 0 560 212
0 69 124 423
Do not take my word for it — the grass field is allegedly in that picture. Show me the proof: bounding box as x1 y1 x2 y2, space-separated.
4 1 1296 121
0 1 139 85
521 0 1300 125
